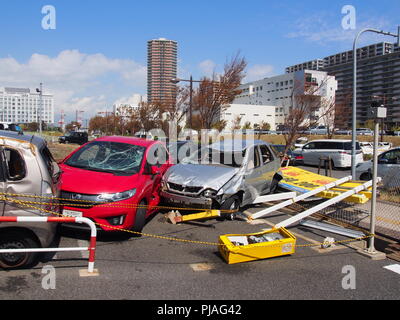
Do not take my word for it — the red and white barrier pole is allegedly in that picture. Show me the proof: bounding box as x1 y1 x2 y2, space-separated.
0 216 97 273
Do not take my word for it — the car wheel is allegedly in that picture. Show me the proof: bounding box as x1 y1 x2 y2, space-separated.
269 177 281 194
131 200 147 235
360 172 372 181
0 230 39 269
220 196 241 221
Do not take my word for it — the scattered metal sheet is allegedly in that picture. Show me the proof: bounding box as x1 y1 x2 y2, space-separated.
299 220 366 239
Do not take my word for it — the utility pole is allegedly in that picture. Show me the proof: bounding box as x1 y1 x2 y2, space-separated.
351 26 400 178
36 83 43 135
366 100 387 258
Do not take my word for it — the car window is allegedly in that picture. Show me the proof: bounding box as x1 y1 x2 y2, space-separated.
3 148 26 181
247 147 261 169
259 145 273 164
381 149 400 164
303 143 315 150
65 141 146 175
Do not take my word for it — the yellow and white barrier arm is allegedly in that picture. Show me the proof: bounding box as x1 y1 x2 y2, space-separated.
250 176 352 220
274 178 379 230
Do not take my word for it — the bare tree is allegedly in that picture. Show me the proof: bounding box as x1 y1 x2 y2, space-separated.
133 101 165 132
192 53 247 129
282 78 336 154
231 115 243 130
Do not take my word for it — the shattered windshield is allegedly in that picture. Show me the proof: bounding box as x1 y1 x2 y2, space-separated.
65 141 146 175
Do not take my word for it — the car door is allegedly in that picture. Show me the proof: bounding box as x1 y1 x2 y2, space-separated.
242 146 263 203
258 144 279 193
144 143 171 207
302 142 316 165
378 149 400 179
0 149 6 216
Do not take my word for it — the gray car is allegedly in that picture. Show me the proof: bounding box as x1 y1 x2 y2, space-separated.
160 139 282 219
0 131 61 269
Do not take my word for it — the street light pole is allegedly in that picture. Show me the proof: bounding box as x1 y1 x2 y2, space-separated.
170 76 202 129
36 83 43 135
351 27 400 178
189 75 193 128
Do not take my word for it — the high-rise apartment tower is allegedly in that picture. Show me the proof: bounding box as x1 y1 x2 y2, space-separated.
147 38 177 104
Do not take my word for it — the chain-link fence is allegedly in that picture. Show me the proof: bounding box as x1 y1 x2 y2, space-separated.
291 170 400 242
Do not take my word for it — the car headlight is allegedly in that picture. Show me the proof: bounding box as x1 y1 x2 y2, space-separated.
97 188 136 202
161 180 168 192
203 189 217 198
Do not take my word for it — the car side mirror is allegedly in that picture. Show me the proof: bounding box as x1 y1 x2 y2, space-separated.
378 158 388 164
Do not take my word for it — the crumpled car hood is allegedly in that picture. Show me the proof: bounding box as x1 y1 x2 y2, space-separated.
164 164 239 191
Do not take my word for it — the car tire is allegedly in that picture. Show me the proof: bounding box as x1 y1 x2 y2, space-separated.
131 200 147 235
220 196 241 221
360 172 372 181
269 177 281 194
0 230 39 269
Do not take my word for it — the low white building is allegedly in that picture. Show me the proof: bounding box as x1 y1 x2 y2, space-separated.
113 94 144 117
221 104 276 130
0 87 54 124
234 70 337 128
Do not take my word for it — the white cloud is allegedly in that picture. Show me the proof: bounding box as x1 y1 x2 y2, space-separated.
198 59 217 76
244 64 275 82
0 50 147 121
286 13 394 46
113 93 145 106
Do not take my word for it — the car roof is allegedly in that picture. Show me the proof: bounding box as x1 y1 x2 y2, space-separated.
307 139 352 143
94 135 161 147
209 139 268 152
0 130 46 149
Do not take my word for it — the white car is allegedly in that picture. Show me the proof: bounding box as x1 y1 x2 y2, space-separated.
305 126 328 135
300 139 364 168
360 142 393 156
356 128 373 136
356 148 400 188
294 137 308 149
360 142 373 155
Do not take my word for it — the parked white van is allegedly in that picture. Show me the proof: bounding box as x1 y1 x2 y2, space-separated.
301 139 364 168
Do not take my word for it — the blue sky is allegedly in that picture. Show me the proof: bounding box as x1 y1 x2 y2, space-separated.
0 0 399 123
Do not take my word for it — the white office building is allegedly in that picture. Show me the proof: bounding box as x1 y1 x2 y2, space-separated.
113 94 144 117
221 104 276 130
234 70 337 127
0 87 54 124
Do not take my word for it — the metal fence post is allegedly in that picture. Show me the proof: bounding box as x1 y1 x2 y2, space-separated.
368 120 380 253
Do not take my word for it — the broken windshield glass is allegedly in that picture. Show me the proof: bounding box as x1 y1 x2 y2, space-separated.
65 141 146 175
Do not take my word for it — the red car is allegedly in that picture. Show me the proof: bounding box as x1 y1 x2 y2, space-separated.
59 136 171 232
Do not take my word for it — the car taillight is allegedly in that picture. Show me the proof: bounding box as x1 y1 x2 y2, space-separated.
295 155 304 160
339 151 350 155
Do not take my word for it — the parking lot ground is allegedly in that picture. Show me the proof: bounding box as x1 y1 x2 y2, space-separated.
1 201 399 300
0 164 399 301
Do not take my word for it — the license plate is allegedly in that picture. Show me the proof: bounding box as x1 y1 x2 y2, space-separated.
62 209 83 218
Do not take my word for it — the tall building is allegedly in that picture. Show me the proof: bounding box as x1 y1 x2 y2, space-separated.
147 38 178 104
286 42 400 128
0 87 54 124
233 70 337 128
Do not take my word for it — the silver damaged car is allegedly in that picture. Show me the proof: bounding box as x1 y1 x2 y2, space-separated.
160 139 282 219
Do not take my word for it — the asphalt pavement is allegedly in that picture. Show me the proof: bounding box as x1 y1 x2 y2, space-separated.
0 165 399 301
